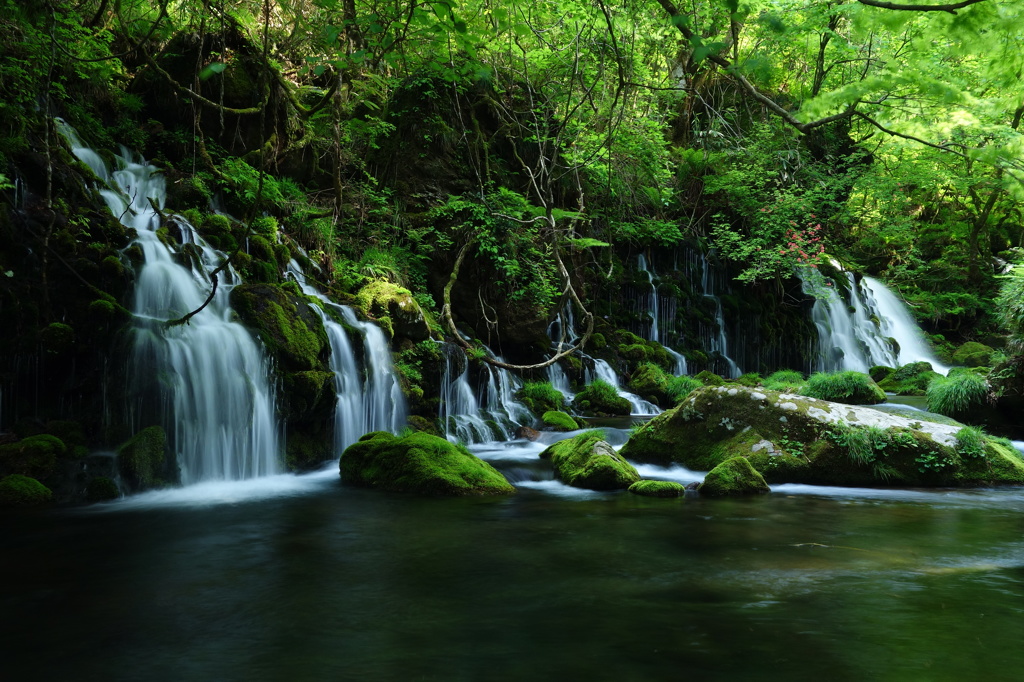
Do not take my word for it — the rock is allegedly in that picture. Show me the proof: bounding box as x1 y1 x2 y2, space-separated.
85 477 120 502
952 341 995 367
230 283 328 372
619 385 1024 487
699 457 770 497
0 434 66 479
539 431 640 490
0 474 53 507
869 365 896 383
694 370 725 387
573 380 631 416
628 479 686 497
354 280 430 341
878 361 941 396
117 426 169 493
515 426 541 441
628 363 669 406
540 411 579 431
339 431 515 496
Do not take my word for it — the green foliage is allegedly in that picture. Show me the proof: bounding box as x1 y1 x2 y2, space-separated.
763 370 805 392
517 382 566 416
628 479 686 498
574 380 630 416
800 371 886 405
998 265 1024 352
666 375 703 403
541 411 579 432
954 426 986 460
926 372 989 417
0 474 52 507
694 371 725 387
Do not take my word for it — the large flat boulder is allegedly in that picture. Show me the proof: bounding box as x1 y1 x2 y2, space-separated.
619 386 1024 487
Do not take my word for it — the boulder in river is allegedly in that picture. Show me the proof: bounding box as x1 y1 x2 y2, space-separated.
340 431 515 496
539 431 640 490
699 457 770 497
619 385 1024 487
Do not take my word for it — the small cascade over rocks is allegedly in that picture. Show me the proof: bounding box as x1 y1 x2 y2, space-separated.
439 343 533 444
286 262 407 453
637 255 688 375
802 267 948 374
57 123 282 484
587 359 661 416
696 251 742 378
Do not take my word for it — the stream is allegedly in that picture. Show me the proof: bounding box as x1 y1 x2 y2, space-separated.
3 436 1024 681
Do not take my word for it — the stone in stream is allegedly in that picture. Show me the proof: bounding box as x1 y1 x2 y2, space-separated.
628 480 687 498
539 431 640 490
699 457 770 497
619 385 1024 487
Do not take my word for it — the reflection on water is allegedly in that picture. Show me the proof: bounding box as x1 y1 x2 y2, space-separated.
3 442 1024 681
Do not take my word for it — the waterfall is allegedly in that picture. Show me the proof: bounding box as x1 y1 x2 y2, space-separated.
287 262 407 454
57 123 283 484
439 343 532 443
588 359 661 416
637 254 688 375
697 252 742 378
803 268 947 373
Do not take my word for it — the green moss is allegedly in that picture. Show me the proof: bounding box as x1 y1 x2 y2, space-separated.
952 341 994 367
0 474 53 507
407 415 441 436
539 431 640 490
869 365 896 383
85 477 120 502
541 410 579 431
39 322 75 354
339 431 515 496
800 371 886 405
628 479 686 497
117 426 167 493
88 299 117 318
285 429 333 471
574 379 631 416
878 361 940 395
699 457 770 496
354 280 429 340
735 372 762 387
628 363 669 405
619 343 650 363
0 434 67 479
199 214 235 251
231 283 327 372
589 333 607 350
517 381 566 415
694 370 725 387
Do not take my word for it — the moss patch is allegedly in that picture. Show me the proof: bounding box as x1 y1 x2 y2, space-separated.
700 457 770 496
574 379 631 416
0 474 53 506
628 479 686 497
117 426 167 493
354 280 430 340
231 283 328 372
0 434 67 479
539 431 640 490
541 410 579 431
339 431 515 496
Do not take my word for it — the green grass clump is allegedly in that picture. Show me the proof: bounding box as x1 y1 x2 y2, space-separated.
926 372 989 417
735 372 762 387
954 426 986 459
517 381 566 415
763 370 805 392
800 371 886 405
574 379 631 416
666 375 703 403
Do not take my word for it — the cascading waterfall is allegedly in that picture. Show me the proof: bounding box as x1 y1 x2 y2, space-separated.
588 359 661 416
57 122 282 484
802 267 948 373
545 307 578 400
637 254 688 374
696 251 742 378
439 343 533 443
286 261 406 453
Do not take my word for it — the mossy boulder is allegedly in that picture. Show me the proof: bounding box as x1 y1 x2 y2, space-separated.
800 371 886 405
339 431 515 496
39 322 75 354
85 476 120 502
952 341 995 367
539 431 640 490
117 426 168 493
230 283 327 372
628 363 670 406
628 479 686 498
878 361 941 396
517 381 566 416
0 474 53 506
869 365 896 383
573 380 631 416
0 434 67 479
694 370 725 387
619 385 1024 487
699 457 770 497
541 410 580 431
354 280 430 341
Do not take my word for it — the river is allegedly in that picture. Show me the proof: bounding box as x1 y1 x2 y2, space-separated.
3 437 1024 681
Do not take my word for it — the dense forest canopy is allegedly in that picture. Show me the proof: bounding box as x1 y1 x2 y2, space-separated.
2 0 1024 354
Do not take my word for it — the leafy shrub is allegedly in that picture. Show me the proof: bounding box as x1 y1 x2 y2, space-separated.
926 372 989 417
800 371 885 404
998 265 1024 352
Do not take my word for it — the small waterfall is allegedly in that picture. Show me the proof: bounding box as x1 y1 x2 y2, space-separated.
803 268 947 373
698 252 742 378
287 262 407 453
545 306 578 400
59 123 283 484
588 359 660 416
637 254 688 375
439 343 532 443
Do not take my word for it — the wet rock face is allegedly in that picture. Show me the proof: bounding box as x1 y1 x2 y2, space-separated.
620 385 1024 488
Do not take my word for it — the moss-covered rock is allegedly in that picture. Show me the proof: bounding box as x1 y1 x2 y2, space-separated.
0 434 67 479
699 457 770 496
39 322 75 354
0 474 53 506
117 426 168 493
952 341 995 367
870 365 896 383
339 431 515 496
800 371 886 405
541 410 580 431
878 361 941 396
628 479 686 497
539 431 640 490
230 283 327 372
517 381 566 416
628 363 669 405
619 385 1024 487
354 280 430 341
85 476 120 502
694 370 725 387
573 379 631 416
407 415 441 436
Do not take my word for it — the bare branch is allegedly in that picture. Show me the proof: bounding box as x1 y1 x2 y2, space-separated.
856 0 988 14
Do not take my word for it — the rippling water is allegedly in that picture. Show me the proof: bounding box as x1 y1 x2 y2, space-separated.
3 446 1024 681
